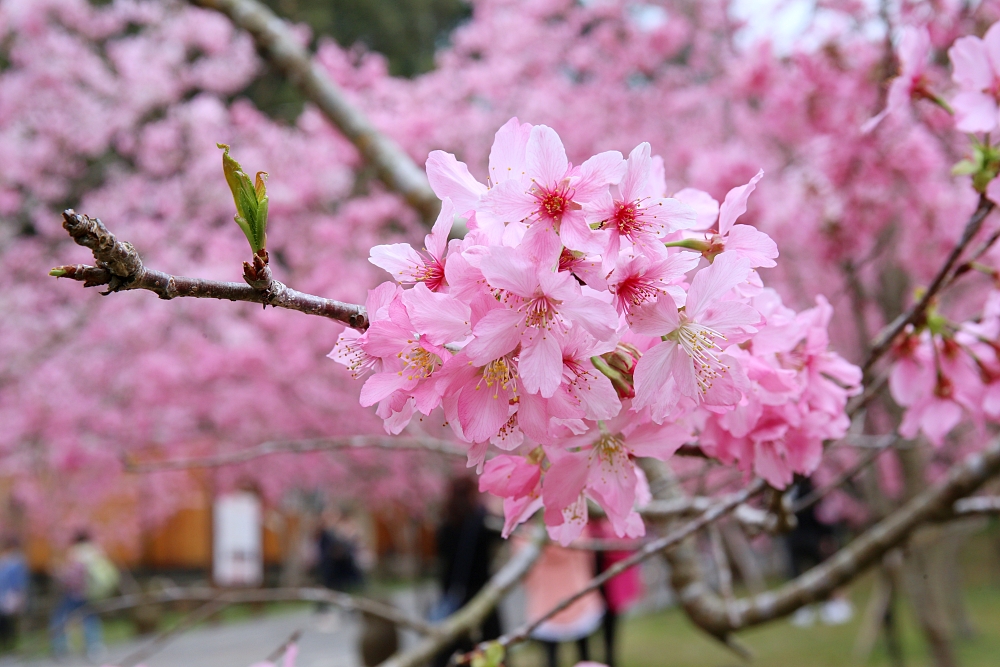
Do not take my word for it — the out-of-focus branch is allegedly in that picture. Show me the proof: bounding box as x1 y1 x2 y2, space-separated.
863 195 994 374
118 598 227 667
952 495 1000 515
661 436 1000 636
190 0 440 225
89 586 435 636
125 435 466 472
377 529 546 667
52 210 368 329
636 496 777 533
458 480 766 662
792 435 898 514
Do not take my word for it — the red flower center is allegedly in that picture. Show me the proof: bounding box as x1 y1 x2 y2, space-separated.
612 201 639 237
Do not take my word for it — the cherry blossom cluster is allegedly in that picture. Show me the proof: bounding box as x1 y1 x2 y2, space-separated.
332 119 861 543
889 292 1000 447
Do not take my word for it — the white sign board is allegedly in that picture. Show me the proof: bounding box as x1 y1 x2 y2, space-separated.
213 492 263 587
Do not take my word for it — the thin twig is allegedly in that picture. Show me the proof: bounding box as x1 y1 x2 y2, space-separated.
792 435 899 514
952 495 1000 515
53 210 368 329
863 195 994 374
459 480 766 660
125 435 466 472
377 528 546 667
265 630 303 663
88 586 436 636
117 598 226 667
190 0 440 224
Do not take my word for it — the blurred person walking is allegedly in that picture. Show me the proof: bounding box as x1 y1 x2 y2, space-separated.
523 541 605 667
786 478 853 626
317 507 366 594
50 530 119 661
0 536 28 652
591 520 643 667
431 477 500 667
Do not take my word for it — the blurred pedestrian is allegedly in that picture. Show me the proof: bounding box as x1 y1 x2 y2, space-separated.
0 536 28 652
591 520 643 667
431 477 500 667
786 478 853 626
317 507 366 594
50 530 118 661
523 541 605 667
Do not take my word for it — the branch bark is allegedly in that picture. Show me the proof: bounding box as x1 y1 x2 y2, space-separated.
88 586 435 636
53 210 369 329
662 436 1000 636
190 0 440 225
125 435 467 472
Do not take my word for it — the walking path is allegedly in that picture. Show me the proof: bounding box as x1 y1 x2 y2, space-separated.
0 587 438 667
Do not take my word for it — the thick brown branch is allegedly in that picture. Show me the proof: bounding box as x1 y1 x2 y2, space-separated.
668 436 1000 636
54 211 368 329
190 0 440 224
863 195 994 374
377 529 546 667
125 435 467 472
88 586 436 636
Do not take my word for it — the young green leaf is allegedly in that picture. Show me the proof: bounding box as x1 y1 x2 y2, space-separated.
217 143 269 253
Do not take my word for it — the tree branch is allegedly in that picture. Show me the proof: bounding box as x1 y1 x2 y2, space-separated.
125 435 467 472
377 529 546 667
88 586 436 636
863 195 994 374
952 495 1000 515
663 435 1000 636
459 480 766 661
792 435 898 514
190 0 440 224
117 598 227 667
52 210 369 329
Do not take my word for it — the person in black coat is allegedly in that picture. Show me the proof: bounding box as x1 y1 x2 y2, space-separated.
432 477 500 667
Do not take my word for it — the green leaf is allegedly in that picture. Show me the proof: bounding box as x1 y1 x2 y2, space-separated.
951 159 979 177
470 641 505 667
217 143 269 253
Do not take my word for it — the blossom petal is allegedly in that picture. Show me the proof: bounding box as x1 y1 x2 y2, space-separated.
425 151 488 217
629 294 680 335
620 142 651 203
489 117 532 185
685 252 752 320
718 169 764 235
520 331 564 398
526 125 569 186
573 150 626 202
953 91 999 133
402 283 471 345
466 308 524 364
950 35 992 89
458 381 513 443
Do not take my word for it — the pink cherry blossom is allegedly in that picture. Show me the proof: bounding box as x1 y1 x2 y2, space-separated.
486 124 625 263
862 26 932 132
949 22 1000 132
631 253 759 421
584 142 696 267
